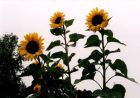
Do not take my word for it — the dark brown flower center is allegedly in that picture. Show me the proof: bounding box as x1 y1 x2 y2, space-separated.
92 15 103 26
55 17 61 24
26 41 39 54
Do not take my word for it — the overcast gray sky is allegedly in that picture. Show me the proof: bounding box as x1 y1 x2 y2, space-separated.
0 0 140 98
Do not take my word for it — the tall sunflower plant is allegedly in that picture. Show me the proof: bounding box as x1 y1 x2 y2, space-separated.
74 8 137 98
18 12 85 98
47 11 85 98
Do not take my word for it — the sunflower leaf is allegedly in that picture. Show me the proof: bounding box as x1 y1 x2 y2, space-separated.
81 63 96 80
20 64 42 79
64 19 74 28
85 35 101 48
116 72 138 84
107 37 126 45
92 89 102 97
111 59 127 77
110 84 126 98
100 29 113 37
51 51 64 59
68 53 75 63
40 54 52 62
69 33 85 45
50 28 63 36
77 59 90 68
46 40 61 50
87 50 102 62
74 79 82 84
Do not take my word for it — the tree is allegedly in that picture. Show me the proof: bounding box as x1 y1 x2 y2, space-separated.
0 33 25 98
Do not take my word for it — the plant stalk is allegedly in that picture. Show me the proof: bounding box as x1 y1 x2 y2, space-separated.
101 32 106 90
63 26 73 97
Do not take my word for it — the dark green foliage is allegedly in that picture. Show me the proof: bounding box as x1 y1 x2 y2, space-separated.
40 54 52 63
81 63 96 80
92 84 126 98
68 53 75 63
78 59 90 68
69 33 85 42
21 63 43 79
87 50 102 62
50 28 63 36
46 40 61 50
76 28 133 98
100 29 113 37
75 90 92 98
69 33 85 46
64 19 74 28
107 37 126 45
111 59 127 77
85 35 101 47
0 33 25 98
51 51 64 59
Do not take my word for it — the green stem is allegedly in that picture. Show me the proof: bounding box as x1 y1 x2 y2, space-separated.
101 32 106 90
62 26 73 96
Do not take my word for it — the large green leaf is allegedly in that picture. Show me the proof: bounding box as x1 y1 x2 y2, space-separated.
111 59 127 77
109 84 126 98
78 59 90 68
64 19 74 28
107 37 126 45
68 53 75 63
116 72 138 84
93 84 126 98
87 50 102 62
81 64 96 80
46 40 61 50
50 28 63 36
85 35 101 48
92 89 102 97
40 54 52 62
51 51 64 59
100 29 113 37
69 33 85 43
21 63 43 79
104 48 120 56
62 53 68 66
93 88 111 98
29 64 43 79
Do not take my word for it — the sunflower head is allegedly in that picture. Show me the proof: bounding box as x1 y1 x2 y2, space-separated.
85 8 108 32
55 63 64 70
50 12 65 29
33 84 41 93
18 32 44 60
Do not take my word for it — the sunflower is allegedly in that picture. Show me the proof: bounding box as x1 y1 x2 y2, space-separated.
85 8 108 32
55 63 64 70
33 84 41 93
50 12 65 29
18 32 44 60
